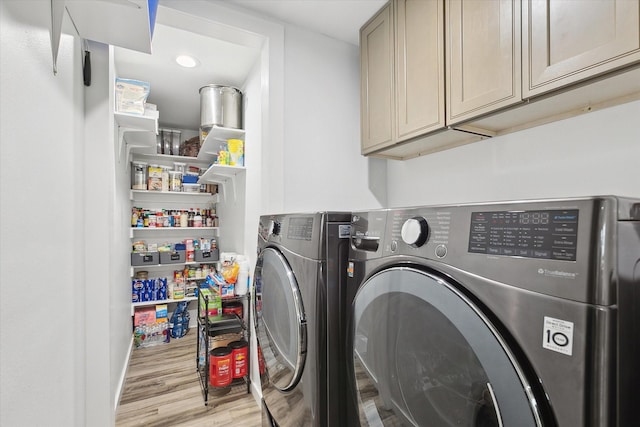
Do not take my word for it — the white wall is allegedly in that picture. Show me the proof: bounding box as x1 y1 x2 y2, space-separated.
83 42 133 422
386 100 640 207
0 1 86 425
282 26 385 212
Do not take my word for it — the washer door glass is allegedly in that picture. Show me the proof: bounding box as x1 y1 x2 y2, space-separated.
255 247 307 391
352 267 543 427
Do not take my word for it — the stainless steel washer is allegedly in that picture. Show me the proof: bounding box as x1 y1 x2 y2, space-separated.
255 212 351 426
346 196 640 426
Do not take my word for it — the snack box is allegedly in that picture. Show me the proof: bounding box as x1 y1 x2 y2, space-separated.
199 287 222 320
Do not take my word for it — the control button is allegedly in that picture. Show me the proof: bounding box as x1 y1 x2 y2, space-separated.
435 245 447 258
401 217 429 248
390 240 398 252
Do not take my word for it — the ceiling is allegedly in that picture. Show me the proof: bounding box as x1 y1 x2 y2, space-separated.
226 0 386 46
114 0 385 130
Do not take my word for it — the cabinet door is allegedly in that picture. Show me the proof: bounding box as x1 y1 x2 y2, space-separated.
361 3 394 153
446 0 521 125
395 0 445 142
523 0 640 98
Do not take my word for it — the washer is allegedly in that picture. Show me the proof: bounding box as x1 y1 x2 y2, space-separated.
255 212 351 426
345 196 640 426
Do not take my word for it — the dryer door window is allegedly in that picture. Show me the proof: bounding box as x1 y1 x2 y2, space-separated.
351 267 543 427
255 247 307 392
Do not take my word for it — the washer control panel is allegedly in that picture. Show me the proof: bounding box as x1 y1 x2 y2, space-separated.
468 209 579 261
388 209 452 258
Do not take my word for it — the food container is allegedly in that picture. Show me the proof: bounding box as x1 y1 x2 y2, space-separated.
135 271 149 280
162 130 172 155
182 183 200 193
182 173 199 184
209 347 232 387
229 340 249 378
131 162 148 190
173 162 186 175
161 166 171 192
227 139 244 166
199 85 243 130
171 131 181 156
132 241 147 252
222 301 243 319
169 171 182 192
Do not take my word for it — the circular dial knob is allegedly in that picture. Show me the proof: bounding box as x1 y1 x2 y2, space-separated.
401 217 429 247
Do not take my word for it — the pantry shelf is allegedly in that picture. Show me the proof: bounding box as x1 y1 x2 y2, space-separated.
130 190 220 203
198 126 246 160
130 226 219 238
198 165 246 202
115 111 158 163
131 296 198 313
130 261 209 276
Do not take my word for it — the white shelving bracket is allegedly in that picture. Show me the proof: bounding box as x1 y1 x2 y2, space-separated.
198 165 245 202
51 0 66 75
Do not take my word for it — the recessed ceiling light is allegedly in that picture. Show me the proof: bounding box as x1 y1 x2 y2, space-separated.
175 55 199 68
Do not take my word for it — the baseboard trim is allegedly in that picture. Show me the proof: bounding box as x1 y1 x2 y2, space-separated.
114 336 134 412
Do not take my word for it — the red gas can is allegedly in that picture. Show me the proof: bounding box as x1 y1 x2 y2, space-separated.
209 346 232 387
229 340 249 378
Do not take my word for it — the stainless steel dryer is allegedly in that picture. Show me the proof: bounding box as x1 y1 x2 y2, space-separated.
345 196 640 427
255 212 351 427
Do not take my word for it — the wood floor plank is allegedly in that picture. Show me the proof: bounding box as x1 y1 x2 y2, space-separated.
116 331 260 426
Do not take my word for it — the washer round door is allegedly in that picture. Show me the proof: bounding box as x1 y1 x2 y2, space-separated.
351 267 545 427
255 247 307 392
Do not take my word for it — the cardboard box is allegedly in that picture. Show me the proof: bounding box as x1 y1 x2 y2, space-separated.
134 307 156 326
155 304 168 322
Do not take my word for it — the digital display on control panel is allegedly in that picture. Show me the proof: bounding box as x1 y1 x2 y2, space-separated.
288 217 314 240
468 209 578 261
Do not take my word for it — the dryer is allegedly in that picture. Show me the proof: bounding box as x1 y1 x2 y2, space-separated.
254 212 351 426
345 196 640 426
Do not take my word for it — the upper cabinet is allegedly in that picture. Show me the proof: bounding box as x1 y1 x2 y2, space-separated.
523 0 640 97
360 3 394 153
395 0 445 142
446 0 521 124
361 0 640 160
361 1 463 158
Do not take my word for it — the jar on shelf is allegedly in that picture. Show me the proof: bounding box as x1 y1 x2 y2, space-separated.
131 162 148 190
161 166 171 192
173 162 186 175
169 171 182 192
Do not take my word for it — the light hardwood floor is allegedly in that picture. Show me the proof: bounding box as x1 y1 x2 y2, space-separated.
116 331 261 426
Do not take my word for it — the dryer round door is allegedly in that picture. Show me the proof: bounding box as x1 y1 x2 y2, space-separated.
255 247 307 392
351 267 544 427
